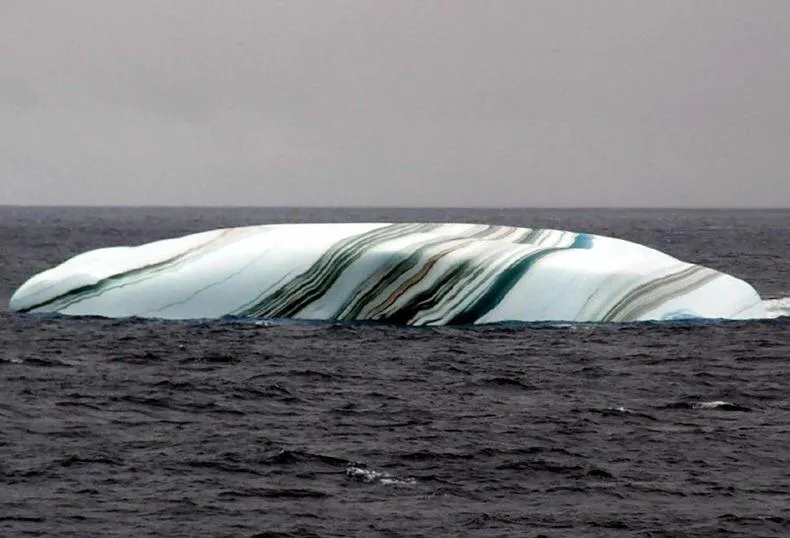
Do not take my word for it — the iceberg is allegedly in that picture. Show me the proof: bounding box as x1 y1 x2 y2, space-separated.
8 223 766 324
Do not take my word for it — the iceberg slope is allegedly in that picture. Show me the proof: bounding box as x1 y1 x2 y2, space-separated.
9 223 766 324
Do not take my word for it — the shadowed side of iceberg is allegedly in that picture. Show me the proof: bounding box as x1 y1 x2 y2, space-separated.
9 222 767 324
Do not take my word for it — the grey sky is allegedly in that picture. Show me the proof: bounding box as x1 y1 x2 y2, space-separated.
1 1 788 207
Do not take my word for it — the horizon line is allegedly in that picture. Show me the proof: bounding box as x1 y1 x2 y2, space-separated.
1 204 789 211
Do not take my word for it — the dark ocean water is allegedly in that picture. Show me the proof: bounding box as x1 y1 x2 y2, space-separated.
1 207 789 538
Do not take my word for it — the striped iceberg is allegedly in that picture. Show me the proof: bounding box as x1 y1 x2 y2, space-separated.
9 223 766 324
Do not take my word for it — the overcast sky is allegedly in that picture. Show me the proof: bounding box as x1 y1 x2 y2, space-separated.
1 1 788 207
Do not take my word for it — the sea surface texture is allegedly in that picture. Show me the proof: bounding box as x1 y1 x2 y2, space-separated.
1 207 789 538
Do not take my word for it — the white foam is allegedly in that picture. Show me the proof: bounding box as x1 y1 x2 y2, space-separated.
694 401 733 409
345 466 416 486
691 401 750 411
762 296 790 319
